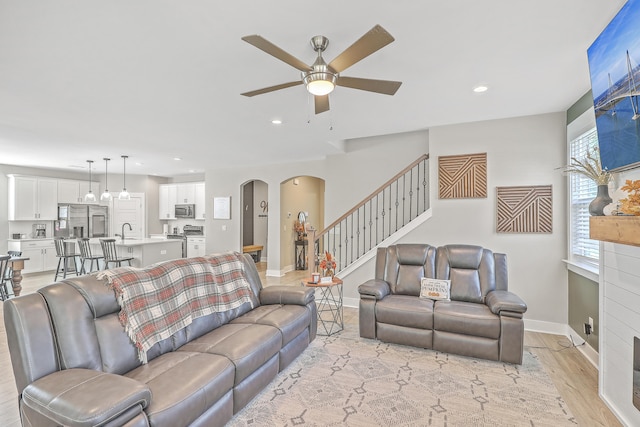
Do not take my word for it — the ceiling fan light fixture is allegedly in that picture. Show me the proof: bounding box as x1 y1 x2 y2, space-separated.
304 72 337 96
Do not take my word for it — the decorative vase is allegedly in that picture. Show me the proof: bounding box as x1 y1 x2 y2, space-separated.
589 184 613 216
324 268 334 278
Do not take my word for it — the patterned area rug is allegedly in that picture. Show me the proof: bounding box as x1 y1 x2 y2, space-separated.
228 327 576 427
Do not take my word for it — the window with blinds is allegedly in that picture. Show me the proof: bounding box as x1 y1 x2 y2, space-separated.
569 127 599 263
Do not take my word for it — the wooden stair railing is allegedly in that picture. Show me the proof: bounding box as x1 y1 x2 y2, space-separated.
310 154 430 275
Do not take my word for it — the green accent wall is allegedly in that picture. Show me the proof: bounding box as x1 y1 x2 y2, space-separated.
566 91 593 124
568 270 599 351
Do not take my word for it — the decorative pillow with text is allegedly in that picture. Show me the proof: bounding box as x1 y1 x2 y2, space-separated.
420 278 451 301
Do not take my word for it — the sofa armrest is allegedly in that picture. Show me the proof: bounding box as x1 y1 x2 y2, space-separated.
260 285 315 306
486 290 527 316
23 368 151 427
358 279 391 300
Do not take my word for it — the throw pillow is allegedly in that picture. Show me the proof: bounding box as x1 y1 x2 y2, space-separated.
420 278 451 301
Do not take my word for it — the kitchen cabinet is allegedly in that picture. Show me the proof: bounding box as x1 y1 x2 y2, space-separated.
58 179 98 204
176 183 196 204
187 237 206 257
8 239 58 273
159 184 177 220
8 175 58 220
195 183 206 220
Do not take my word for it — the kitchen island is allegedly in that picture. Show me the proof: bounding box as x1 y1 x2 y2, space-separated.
82 238 183 269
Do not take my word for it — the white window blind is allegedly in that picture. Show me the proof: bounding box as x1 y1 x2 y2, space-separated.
569 128 599 262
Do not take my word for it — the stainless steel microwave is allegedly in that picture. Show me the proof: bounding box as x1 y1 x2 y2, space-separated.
175 204 195 219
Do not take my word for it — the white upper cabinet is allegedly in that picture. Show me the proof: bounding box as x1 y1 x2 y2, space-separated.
8 175 58 220
195 183 205 220
159 184 177 220
159 182 205 220
176 183 196 204
58 179 98 204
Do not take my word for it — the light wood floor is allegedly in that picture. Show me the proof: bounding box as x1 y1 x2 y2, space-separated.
0 266 621 426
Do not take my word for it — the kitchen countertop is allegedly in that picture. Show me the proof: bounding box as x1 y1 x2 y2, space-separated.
85 238 183 246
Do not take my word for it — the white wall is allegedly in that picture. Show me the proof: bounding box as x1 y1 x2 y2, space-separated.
600 241 640 426
339 113 569 327
205 114 570 328
204 130 428 275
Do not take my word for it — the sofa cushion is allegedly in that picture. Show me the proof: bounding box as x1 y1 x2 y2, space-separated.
375 295 434 329
177 323 281 384
125 351 234 427
230 304 310 346
433 301 500 339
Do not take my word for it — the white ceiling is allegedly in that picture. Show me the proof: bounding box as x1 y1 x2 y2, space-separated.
0 0 627 177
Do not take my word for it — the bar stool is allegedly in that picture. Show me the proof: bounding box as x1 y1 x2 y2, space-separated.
4 250 21 298
100 239 134 269
54 237 81 281
0 255 12 301
78 238 104 274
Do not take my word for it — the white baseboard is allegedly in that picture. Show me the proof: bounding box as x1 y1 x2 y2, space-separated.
344 297 359 308
568 326 599 369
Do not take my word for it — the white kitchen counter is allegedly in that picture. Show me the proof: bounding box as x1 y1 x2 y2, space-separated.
68 237 183 268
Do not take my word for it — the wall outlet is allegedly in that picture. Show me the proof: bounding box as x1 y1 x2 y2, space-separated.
584 322 592 335
588 316 594 330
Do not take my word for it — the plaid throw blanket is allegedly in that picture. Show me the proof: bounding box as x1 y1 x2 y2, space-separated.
97 252 255 363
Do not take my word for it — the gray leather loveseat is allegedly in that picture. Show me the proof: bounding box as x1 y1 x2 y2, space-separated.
4 254 317 427
358 244 527 364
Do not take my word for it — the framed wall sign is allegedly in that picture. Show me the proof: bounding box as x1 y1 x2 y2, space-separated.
213 196 231 219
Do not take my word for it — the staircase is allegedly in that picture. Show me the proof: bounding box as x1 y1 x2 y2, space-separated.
311 154 430 275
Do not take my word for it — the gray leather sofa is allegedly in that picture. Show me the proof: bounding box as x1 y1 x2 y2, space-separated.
4 254 317 427
358 244 527 364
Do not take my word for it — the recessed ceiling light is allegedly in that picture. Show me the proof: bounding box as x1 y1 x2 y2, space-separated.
173 157 182 161
135 162 143 166
271 119 282 125
473 84 489 93
189 169 196 173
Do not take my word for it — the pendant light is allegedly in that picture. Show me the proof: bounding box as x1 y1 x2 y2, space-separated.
84 160 97 202
100 157 112 201
118 155 131 200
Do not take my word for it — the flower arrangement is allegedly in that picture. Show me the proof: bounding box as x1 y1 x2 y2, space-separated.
293 220 306 240
562 146 613 185
619 179 640 215
319 251 336 277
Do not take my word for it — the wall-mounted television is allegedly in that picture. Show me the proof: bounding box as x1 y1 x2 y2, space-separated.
587 0 640 172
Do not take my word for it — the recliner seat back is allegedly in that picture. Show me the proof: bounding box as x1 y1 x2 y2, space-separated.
375 244 436 296
435 244 498 303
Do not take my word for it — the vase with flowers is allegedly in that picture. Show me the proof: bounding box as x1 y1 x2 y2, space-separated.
319 251 336 278
562 146 613 216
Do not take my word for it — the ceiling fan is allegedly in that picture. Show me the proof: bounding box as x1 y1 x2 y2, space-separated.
240 24 402 114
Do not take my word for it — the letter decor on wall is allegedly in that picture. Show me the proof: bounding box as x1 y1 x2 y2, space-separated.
496 185 552 233
438 153 487 199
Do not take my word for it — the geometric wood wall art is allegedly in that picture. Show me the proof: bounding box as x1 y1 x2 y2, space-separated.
496 185 552 233
438 153 487 199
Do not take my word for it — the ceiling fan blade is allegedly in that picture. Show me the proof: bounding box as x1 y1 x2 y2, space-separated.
315 95 330 114
241 81 302 97
242 35 312 72
328 25 395 73
337 76 402 95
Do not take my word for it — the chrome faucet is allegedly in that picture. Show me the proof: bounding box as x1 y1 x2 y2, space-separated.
119 222 133 241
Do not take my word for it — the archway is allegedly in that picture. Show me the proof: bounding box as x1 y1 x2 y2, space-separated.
240 180 268 263
280 176 325 273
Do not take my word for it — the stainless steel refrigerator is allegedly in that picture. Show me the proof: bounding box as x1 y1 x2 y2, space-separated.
54 204 109 238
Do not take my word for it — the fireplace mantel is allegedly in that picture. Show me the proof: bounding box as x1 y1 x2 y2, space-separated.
590 216 640 247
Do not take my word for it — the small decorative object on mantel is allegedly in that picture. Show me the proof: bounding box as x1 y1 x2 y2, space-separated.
319 251 336 278
619 180 640 215
561 147 613 216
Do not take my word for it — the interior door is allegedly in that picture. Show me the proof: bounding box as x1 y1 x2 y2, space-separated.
242 182 254 246
112 195 145 239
